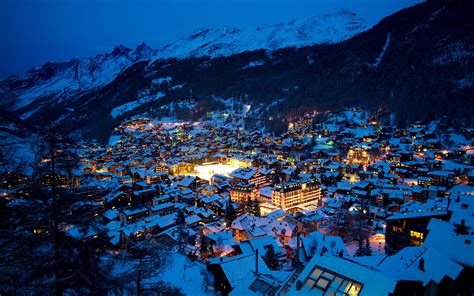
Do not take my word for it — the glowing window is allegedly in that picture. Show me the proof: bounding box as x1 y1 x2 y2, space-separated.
410 230 423 240
304 266 363 295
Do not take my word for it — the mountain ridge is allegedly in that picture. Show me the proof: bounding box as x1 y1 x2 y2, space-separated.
154 9 367 59
0 9 368 124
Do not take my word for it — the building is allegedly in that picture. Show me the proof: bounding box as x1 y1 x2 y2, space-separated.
346 146 371 166
230 167 267 188
230 183 257 204
385 200 449 251
272 179 321 210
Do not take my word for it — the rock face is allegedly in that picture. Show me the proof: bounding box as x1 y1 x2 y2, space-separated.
0 43 156 118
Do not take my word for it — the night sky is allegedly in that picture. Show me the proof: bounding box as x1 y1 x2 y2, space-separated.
0 0 421 78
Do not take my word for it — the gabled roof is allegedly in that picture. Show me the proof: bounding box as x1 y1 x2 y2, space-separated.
231 167 258 180
424 219 474 267
287 253 397 295
376 246 463 285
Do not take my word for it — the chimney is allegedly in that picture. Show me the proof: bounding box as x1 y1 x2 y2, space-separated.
296 232 301 266
419 257 425 272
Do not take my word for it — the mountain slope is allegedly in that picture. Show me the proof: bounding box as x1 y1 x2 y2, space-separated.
155 9 367 59
0 10 367 123
0 43 156 118
0 108 37 172
0 1 473 143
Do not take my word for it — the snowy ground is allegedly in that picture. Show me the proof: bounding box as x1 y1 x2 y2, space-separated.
0 131 36 174
191 163 240 181
110 92 165 119
345 233 386 257
146 250 216 295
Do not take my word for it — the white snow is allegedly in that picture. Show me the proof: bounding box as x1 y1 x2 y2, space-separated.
7 45 155 116
242 60 264 69
145 250 215 295
110 92 165 119
372 32 391 68
433 41 473 65
152 76 172 85
108 135 122 146
170 84 184 90
153 9 367 60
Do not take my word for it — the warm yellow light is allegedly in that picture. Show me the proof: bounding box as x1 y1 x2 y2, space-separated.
191 163 240 181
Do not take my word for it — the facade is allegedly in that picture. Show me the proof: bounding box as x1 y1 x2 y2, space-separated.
230 167 267 188
230 183 256 204
386 211 449 251
272 179 321 210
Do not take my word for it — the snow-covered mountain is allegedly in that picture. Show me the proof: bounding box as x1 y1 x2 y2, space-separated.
0 43 156 116
155 9 367 59
0 9 367 120
2 1 472 143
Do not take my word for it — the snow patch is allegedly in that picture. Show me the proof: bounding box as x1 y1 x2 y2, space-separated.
371 33 391 68
433 42 473 65
153 9 368 60
242 60 264 69
110 92 165 119
152 76 172 85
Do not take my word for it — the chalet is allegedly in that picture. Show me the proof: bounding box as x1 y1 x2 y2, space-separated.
203 231 238 257
230 167 267 188
103 191 130 208
231 215 296 244
120 207 149 225
429 171 453 187
149 201 176 217
386 200 449 251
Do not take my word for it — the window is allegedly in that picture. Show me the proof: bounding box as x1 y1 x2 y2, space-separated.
391 226 404 233
304 266 363 295
249 279 273 295
410 230 423 240
410 230 424 246
316 277 330 290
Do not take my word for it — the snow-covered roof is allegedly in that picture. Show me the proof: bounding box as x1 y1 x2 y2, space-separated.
230 167 258 180
424 219 474 267
377 246 463 285
386 199 448 221
287 252 397 295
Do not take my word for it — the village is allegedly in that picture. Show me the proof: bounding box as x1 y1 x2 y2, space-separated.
2 103 474 295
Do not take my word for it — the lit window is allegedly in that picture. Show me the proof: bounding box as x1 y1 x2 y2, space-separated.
410 230 423 240
304 266 363 295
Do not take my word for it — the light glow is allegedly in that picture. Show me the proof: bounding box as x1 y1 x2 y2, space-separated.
191 163 240 181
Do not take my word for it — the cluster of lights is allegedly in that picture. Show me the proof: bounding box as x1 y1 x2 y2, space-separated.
191 163 240 181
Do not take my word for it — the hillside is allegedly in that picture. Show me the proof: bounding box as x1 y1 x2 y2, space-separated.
0 1 473 142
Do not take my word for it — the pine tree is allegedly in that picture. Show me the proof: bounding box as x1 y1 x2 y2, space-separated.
0 126 131 294
355 239 365 257
123 236 171 295
225 198 237 224
200 236 210 260
176 209 186 253
365 238 372 256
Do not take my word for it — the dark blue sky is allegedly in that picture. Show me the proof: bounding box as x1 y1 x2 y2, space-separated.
0 0 420 79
